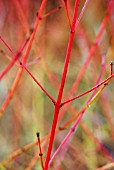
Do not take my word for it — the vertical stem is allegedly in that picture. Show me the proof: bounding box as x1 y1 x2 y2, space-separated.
36 132 44 170
44 1 80 169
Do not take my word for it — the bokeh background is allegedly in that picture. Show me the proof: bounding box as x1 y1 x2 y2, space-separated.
0 0 114 169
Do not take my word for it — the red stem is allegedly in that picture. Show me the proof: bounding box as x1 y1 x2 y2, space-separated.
44 1 80 169
64 0 72 28
61 73 114 106
20 61 56 104
41 6 62 20
0 36 29 80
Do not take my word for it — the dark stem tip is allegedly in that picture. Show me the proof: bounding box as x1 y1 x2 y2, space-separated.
110 61 113 65
39 153 43 156
36 132 40 138
20 61 22 65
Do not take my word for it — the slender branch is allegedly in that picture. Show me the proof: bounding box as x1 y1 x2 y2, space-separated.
64 0 72 28
40 6 62 20
36 133 44 170
0 36 15 55
26 57 41 66
20 61 56 104
0 36 29 80
61 74 114 106
75 0 89 29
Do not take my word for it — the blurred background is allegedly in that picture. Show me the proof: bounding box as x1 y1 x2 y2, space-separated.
0 0 114 169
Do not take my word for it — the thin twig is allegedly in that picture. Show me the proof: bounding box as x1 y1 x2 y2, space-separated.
36 132 44 170
20 61 56 104
0 36 29 80
61 73 114 106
